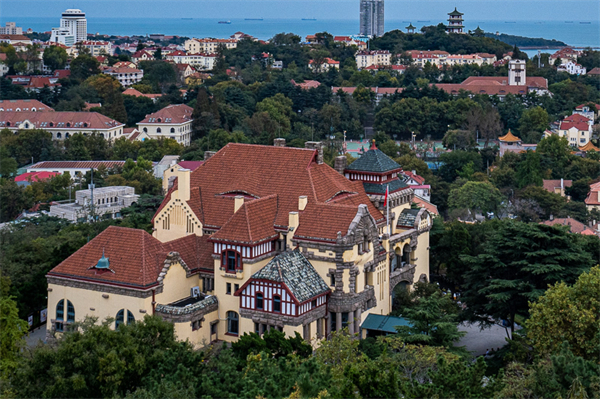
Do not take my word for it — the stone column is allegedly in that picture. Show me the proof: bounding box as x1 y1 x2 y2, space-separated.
327 313 332 336
355 307 362 337
336 312 342 332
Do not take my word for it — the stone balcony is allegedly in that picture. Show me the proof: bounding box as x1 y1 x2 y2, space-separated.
155 294 218 323
390 263 417 291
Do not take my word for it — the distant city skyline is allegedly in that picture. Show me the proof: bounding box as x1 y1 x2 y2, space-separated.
2 0 599 21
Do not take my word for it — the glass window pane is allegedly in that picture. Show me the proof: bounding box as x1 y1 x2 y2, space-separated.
56 299 64 321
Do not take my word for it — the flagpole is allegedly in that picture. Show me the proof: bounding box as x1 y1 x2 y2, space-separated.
386 184 390 237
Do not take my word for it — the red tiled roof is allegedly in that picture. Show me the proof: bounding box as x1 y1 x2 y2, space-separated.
332 87 403 95
47 226 215 288
139 104 193 124
0 99 54 112
211 195 279 245
309 57 339 65
122 87 162 99
0 111 123 130
564 113 590 123
177 161 203 171
14 171 59 183
542 179 572 193
541 218 596 235
576 103 600 111
587 67 600 75
559 121 590 131
156 143 384 242
413 196 439 215
402 170 425 185
291 79 321 89
585 182 600 205
30 160 127 170
104 67 142 74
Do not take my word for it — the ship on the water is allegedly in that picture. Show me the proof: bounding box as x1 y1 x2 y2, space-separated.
218 20 231 24
245 18 263 20
302 18 317 21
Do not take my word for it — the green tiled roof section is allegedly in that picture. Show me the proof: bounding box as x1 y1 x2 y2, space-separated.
345 149 401 173
363 179 409 195
361 314 412 333
251 249 330 303
397 208 420 227
448 8 463 15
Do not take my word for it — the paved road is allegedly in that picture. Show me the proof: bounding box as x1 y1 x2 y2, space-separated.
457 322 515 357
25 325 46 347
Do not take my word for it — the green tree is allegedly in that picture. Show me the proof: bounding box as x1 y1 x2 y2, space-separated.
69 53 101 82
0 277 29 382
461 220 594 337
442 129 476 150
42 45 68 71
0 179 33 222
448 180 504 215
516 150 544 188
518 106 549 143
526 266 600 361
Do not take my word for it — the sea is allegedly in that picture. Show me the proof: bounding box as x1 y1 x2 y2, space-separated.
4 16 599 51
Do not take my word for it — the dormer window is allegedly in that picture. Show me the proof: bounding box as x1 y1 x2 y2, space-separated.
222 250 241 273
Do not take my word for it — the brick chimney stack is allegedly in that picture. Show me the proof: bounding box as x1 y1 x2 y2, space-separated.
274 138 286 147
204 151 216 161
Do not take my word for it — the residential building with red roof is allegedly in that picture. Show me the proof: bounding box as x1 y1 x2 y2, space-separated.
137 104 194 146
332 86 403 105
588 67 600 76
131 50 155 64
102 67 143 87
291 79 321 89
542 179 572 197
79 40 111 57
333 36 367 50
184 37 237 54
0 34 32 45
7 75 61 92
45 139 431 347
541 217 596 236
435 60 549 99
574 103 600 121
401 170 430 201
27 160 128 180
0 111 125 141
557 113 592 147
0 99 54 112
122 87 162 102
14 171 59 186
585 181 600 212
308 57 340 73
557 61 586 75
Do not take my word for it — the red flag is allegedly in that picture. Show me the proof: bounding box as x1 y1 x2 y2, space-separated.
384 185 389 207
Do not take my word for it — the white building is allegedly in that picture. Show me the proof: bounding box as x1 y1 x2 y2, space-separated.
79 41 112 56
137 104 194 146
0 111 125 142
0 22 23 35
557 61 587 75
184 38 237 54
308 57 340 73
556 113 593 147
49 186 139 222
102 67 144 87
355 50 391 69
50 9 87 46
508 59 526 86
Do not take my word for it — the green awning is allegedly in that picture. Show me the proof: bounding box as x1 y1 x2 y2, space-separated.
361 314 411 333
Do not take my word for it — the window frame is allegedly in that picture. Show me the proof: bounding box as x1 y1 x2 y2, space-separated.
273 295 281 313
256 292 264 310
227 311 239 335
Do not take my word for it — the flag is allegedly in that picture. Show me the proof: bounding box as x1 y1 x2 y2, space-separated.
384 185 389 207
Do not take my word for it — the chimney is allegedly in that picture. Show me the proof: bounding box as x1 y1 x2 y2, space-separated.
274 138 286 147
289 211 299 230
204 151 216 161
549 214 554 221
561 178 564 191
334 156 347 175
305 141 323 164
234 195 244 213
299 195 307 211
412 170 416 175
176 168 191 201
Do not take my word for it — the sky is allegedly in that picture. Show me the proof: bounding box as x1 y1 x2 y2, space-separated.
1 0 599 21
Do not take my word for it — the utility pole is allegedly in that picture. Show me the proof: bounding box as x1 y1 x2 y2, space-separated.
90 168 95 223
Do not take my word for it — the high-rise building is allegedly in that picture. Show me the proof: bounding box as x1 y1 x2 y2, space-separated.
359 0 384 37
0 22 23 35
50 9 87 46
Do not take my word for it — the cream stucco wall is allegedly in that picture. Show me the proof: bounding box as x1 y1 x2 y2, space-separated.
155 261 202 305
47 281 153 332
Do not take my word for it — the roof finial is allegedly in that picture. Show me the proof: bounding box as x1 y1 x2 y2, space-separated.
371 139 377 150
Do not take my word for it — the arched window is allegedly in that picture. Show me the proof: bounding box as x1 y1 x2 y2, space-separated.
256 292 264 310
273 295 281 313
65 132 70 139
67 300 75 322
156 128 162 133
56 132 62 139
56 299 64 321
227 311 239 335
143 127 147 133
116 309 135 328
116 309 125 328
170 127 175 133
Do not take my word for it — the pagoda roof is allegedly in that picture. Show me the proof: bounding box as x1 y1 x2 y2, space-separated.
345 141 402 173
406 23 416 30
448 8 464 16
578 141 600 152
363 178 409 195
498 130 522 143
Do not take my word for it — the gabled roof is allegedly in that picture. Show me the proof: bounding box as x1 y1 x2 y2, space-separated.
47 226 213 288
498 130 522 142
563 113 590 123
585 182 600 205
413 195 439 215
0 99 54 112
559 121 590 131
345 142 402 173
0 111 123 130
402 170 425 185
139 104 193 124
210 195 279 245
249 250 330 303
166 143 385 241
542 179 572 193
541 218 596 235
